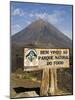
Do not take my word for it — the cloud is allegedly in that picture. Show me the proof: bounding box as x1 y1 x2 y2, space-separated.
12 8 25 16
46 11 64 24
12 7 65 25
28 10 65 25
11 24 21 34
12 24 21 29
26 20 31 25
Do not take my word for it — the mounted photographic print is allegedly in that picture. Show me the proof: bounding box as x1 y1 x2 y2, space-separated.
10 1 73 98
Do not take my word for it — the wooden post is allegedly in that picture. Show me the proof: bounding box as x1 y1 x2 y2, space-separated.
40 68 49 96
54 69 58 91
49 68 58 95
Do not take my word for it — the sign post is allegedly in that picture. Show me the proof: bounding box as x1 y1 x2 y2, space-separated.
49 68 57 95
24 48 69 96
40 67 49 96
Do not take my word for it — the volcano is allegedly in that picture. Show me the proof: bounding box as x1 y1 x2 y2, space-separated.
12 18 72 48
11 18 72 71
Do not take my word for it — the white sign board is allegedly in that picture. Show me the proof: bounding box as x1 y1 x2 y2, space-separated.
24 48 69 69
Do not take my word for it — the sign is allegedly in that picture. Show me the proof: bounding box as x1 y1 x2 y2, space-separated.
24 48 69 69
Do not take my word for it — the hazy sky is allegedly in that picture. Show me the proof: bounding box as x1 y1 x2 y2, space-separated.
11 2 73 39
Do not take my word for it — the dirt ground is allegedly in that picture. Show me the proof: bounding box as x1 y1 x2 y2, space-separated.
10 69 73 98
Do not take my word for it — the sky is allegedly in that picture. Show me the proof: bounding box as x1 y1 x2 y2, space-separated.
10 1 73 39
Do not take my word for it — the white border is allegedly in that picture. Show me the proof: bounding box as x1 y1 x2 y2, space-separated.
0 0 75 100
